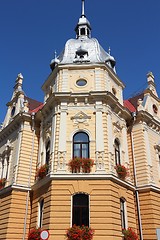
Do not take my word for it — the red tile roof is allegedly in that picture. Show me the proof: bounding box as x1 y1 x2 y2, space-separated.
124 100 136 112
25 97 43 113
124 92 144 112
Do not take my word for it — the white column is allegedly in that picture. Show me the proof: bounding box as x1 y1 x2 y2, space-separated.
3 155 7 179
50 111 57 173
95 101 105 172
57 103 67 171
143 125 153 183
95 68 102 91
37 120 44 167
107 109 114 172
122 125 129 165
13 123 23 184
0 157 2 178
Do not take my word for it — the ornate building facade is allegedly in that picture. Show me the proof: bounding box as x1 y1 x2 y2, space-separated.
0 1 160 239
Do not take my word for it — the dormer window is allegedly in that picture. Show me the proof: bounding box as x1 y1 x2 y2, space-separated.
153 104 158 114
11 106 16 117
112 88 117 96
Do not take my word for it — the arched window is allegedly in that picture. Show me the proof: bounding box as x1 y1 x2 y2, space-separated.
73 132 89 158
120 198 127 229
115 139 121 165
72 193 89 226
45 140 50 167
38 198 44 228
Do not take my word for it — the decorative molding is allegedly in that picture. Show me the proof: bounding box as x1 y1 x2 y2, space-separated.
71 111 91 126
57 151 66 172
95 151 105 172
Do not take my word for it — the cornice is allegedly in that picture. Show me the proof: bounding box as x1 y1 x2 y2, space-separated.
32 173 135 191
0 112 31 142
37 91 131 122
137 184 160 194
135 110 160 130
0 184 31 196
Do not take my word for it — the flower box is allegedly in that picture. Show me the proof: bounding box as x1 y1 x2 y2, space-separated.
122 227 138 240
115 164 128 180
36 164 48 180
68 158 94 173
28 228 41 240
66 225 95 240
0 178 6 190
82 158 94 173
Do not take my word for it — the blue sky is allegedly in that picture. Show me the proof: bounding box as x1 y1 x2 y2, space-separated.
0 0 160 123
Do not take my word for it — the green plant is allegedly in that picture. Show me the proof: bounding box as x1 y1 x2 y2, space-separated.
115 164 128 179
122 227 138 240
36 164 48 180
65 225 94 240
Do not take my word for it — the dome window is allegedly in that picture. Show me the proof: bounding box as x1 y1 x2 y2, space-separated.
76 79 87 87
81 28 85 36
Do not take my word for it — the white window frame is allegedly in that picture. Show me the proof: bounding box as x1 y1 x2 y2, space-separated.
120 198 128 230
38 198 44 228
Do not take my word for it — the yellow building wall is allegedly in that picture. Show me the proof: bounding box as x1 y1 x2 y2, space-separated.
0 190 30 240
16 122 39 186
139 190 160 240
131 124 148 186
30 179 136 240
148 128 160 186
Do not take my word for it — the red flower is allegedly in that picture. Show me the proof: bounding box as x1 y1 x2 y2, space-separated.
36 164 48 180
0 178 6 189
115 164 128 179
65 225 94 240
68 158 94 173
28 228 41 240
122 227 138 240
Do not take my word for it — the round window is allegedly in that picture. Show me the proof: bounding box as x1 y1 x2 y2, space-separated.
76 79 87 87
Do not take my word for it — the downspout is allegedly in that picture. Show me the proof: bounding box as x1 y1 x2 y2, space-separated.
22 113 35 240
130 112 143 240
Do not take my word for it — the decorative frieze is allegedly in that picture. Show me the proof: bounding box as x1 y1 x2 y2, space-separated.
71 111 91 126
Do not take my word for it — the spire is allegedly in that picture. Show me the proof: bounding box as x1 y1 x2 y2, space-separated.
75 0 91 39
81 0 85 17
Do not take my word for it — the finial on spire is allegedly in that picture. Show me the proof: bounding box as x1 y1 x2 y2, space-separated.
81 0 85 17
54 50 57 59
108 47 111 55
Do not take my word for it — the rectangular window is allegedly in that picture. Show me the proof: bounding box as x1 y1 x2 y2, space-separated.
38 199 44 228
72 194 89 226
120 198 127 229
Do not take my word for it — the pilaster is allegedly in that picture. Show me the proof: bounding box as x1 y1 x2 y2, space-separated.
57 102 67 172
95 101 105 172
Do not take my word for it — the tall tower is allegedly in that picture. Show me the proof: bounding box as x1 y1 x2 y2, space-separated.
1 1 160 240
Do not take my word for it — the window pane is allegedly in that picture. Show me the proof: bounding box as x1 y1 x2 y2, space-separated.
82 207 89 226
74 132 89 143
74 144 81 158
120 199 126 229
73 207 80 226
82 144 89 158
73 194 89 227
74 194 88 206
